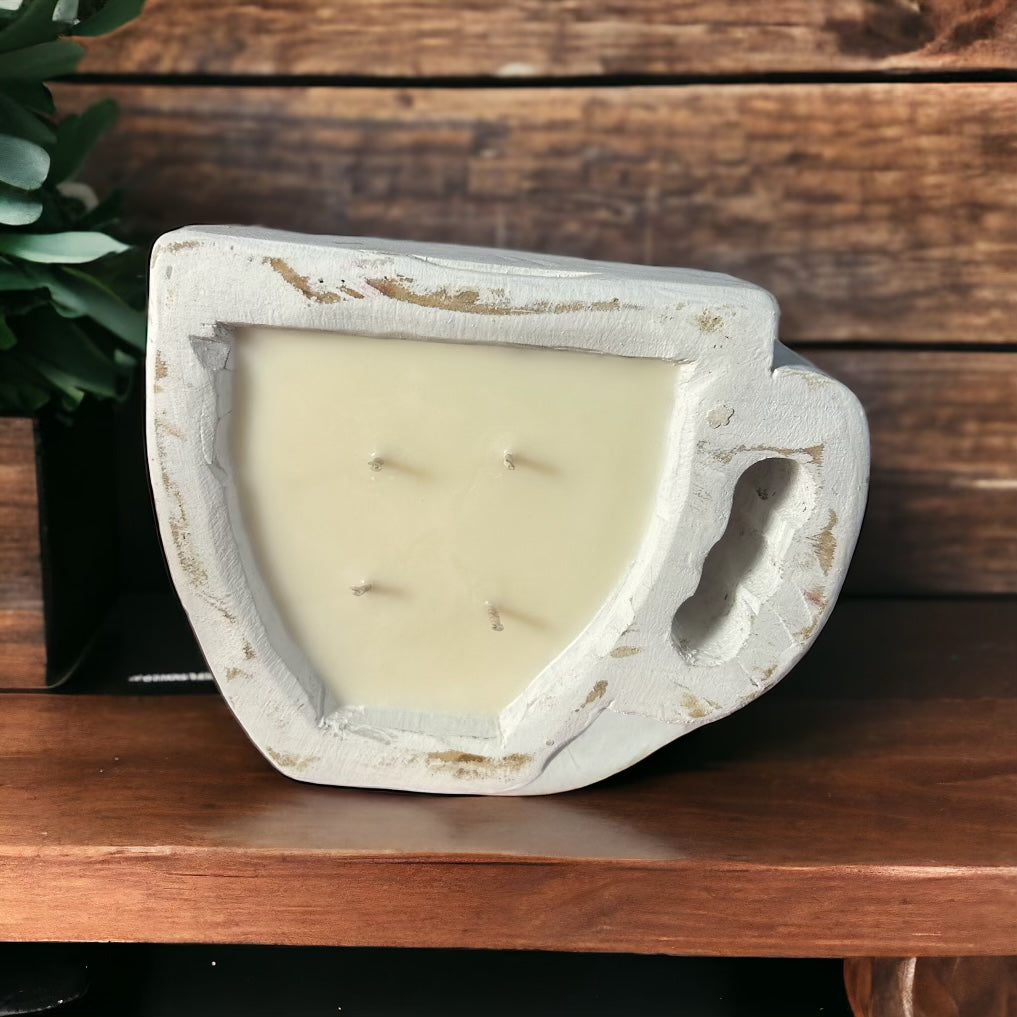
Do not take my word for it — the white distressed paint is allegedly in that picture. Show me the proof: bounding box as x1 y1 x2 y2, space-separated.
147 226 869 795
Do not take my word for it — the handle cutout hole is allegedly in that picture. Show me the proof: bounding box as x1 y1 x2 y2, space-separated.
672 457 814 667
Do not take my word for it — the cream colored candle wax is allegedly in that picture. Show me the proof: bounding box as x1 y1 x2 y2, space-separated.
230 326 678 717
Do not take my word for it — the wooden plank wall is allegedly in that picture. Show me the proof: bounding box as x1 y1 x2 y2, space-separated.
81 1 1017 76
3 0 1015 685
57 83 1017 346
0 419 44 684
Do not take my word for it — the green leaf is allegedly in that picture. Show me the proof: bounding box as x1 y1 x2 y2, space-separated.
15 306 119 397
26 359 85 405
0 229 127 262
86 243 146 309
0 132 48 188
0 0 62 54
53 0 79 21
74 185 120 228
71 0 143 36
61 265 144 347
48 97 116 182
0 258 32 287
0 38 84 79
0 314 16 348
24 263 145 347
112 345 135 369
0 279 48 315
0 374 51 415
0 94 56 146
0 185 41 224
0 79 54 114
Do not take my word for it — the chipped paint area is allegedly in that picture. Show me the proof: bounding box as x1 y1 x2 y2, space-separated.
266 747 320 772
707 405 735 429
154 429 236 625
163 240 200 254
153 351 169 393
789 369 834 390
584 679 609 704
242 640 256 660
164 472 209 589
680 691 713 719
266 257 363 303
711 442 825 467
368 274 632 316
811 509 838 574
155 416 184 440
696 310 724 333
225 666 251 682
609 646 642 659
794 618 820 641
425 750 531 780
794 588 828 641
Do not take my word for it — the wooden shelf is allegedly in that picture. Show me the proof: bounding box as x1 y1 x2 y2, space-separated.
1 599 1014 957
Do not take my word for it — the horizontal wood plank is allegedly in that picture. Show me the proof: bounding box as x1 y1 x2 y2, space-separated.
1 599 1014 954
0 418 44 689
813 351 1017 594
66 82 1017 344
79 0 1017 77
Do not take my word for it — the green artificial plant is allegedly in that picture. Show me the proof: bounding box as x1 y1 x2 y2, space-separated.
0 0 146 415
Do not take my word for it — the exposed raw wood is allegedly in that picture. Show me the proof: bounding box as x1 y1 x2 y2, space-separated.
63 82 1017 344
1 599 1014 954
813 351 1017 594
0 418 44 688
79 0 1017 78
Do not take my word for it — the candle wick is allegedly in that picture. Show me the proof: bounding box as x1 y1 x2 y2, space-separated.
350 582 373 597
503 451 516 471
368 455 384 472
486 601 504 632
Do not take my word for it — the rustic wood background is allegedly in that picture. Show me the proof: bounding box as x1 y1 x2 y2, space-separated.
2 0 1015 685
0 419 44 683
81 0 1017 76
1 5 1015 984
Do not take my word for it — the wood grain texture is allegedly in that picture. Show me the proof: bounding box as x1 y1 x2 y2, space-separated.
1 600 1015 954
79 0 1017 77
0 635 1014 954
813 351 1017 594
63 82 1017 345
845 956 1017 1016
0 419 44 688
